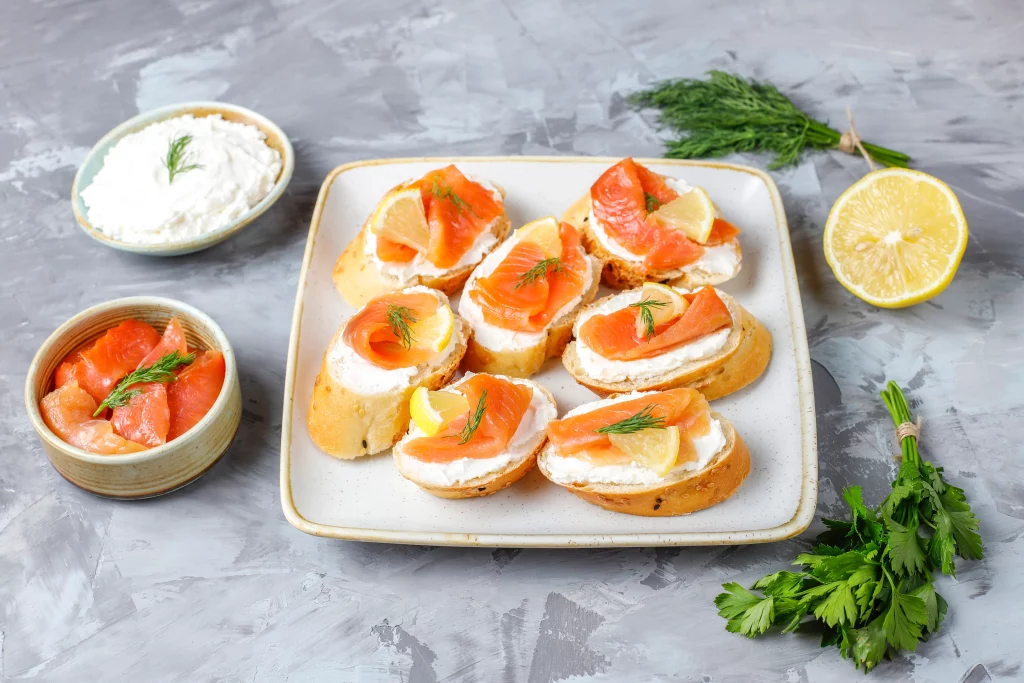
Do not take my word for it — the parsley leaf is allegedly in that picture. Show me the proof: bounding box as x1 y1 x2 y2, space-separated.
885 514 928 577
715 583 776 637
883 585 928 651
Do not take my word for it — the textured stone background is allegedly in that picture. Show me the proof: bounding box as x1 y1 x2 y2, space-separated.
2 1 1022 681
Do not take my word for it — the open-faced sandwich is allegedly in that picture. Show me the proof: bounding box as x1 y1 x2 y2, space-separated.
393 372 557 498
562 282 771 400
537 388 749 516
333 165 512 307
459 217 603 378
307 286 468 459
562 158 742 289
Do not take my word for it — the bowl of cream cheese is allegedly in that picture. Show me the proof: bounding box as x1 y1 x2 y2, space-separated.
72 101 294 256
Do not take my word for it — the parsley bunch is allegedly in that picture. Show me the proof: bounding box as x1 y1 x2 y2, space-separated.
715 382 982 672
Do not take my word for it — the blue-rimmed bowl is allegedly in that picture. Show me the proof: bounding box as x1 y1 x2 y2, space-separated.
71 101 294 256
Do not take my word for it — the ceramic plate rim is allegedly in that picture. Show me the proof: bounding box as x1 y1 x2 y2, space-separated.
279 156 818 547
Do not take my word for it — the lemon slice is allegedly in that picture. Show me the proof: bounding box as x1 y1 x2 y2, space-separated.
515 216 562 259
409 304 455 352
650 186 716 244
824 168 968 308
608 425 681 476
371 187 430 253
634 282 689 338
410 387 469 436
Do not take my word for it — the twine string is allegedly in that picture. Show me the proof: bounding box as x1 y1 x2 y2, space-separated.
837 106 877 170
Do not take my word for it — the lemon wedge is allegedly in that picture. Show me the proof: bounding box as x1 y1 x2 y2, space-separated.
371 187 430 253
409 304 455 353
650 186 716 244
410 387 469 436
633 282 689 338
608 425 681 476
823 168 968 308
515 216 562 259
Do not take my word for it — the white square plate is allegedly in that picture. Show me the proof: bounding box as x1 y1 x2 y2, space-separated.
280 157 817 547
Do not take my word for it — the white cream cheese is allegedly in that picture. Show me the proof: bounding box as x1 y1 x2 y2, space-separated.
572 287 733 383
542 391 726 486
396 374 557 486
326 287 459 395
365 175 504 286
81 114 281 244
458 230 595 351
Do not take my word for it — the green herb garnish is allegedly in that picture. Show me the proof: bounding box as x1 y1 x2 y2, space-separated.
93 350 195 416
644 192 661 213
514 257 562 290
630 71 910 169
595 404 666 435
714 381 981 672
386 304 417 350
629 297 670 340
163 134 203 183
455 390 488 444
430 178 478 217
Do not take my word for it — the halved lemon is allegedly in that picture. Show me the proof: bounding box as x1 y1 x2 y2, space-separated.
608 425 681 476
823 168 968 308
371 187 430 253
633 282 689 338
515 216 562 258
409 304 455 353
650 186 716 244
410 387 469 436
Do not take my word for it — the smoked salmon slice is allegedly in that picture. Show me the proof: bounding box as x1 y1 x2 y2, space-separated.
137 317 188 368
578 286 733 361
167 350 226 440
64 319 161 403
469 223 587 332
111 382 171 447
54 340 95 389
40 381 147 454
343 291 442 370
402 374 533 462
376 166 504 269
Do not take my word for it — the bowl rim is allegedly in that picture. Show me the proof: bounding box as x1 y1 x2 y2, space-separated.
71 100 295 255
25 296 238 465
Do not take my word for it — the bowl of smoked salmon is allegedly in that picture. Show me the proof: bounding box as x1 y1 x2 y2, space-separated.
25 297 241 498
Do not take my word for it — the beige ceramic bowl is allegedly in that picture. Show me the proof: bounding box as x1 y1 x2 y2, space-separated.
25 297 242 498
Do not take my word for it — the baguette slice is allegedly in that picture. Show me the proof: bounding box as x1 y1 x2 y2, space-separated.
561 192 742 290
334 182 512 308
307 315 469 460
393 377 557 499
537 412 750 516
562 289 770 400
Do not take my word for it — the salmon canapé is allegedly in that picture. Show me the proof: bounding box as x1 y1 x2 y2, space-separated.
590 158 740 271
342 291 447 370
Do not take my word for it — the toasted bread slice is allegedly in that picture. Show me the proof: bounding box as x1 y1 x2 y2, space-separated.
307 315 469 460
393 378 557 498
537 413 749 516
333 182 512 308
562 290 771 400
561 192 742 290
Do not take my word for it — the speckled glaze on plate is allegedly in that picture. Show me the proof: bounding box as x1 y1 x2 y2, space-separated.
71 101 294 256
281 157 817 547
25 297 242 499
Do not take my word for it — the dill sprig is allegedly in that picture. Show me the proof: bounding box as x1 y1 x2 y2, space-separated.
630 71 910 169
514 257 562 290
629 297 670 340
386 304 417 349
430 178 479 217
163 134 203 183
93 350 195 416
644 192 662 214
456 390 488 444
596 404 667 435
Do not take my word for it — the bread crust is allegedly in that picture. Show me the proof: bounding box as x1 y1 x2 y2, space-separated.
306 318 469 459
537 415 750 516
393 380 557 498
561 192 742 290
562 292 771 400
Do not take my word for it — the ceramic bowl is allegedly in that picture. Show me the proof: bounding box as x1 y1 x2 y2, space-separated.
25 297 242 498
71 101 294 256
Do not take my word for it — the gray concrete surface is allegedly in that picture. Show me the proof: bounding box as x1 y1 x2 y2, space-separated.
2 1 1022 681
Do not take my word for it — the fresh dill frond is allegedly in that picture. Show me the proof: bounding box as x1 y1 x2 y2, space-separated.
630 71 910 169
595 404 666 435
386 305 418 349
456 390 488 444
644 192 662 213
94 350 196 416
629 297 670 340
430 178 479 217
514 257 562 290
163 134 203 183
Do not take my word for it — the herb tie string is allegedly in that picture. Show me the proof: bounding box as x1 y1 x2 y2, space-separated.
836 106 877 171
894 416 922 445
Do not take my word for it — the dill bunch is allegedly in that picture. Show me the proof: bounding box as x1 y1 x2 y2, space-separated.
630 71 910 170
